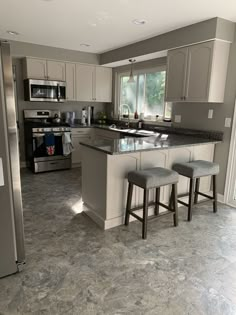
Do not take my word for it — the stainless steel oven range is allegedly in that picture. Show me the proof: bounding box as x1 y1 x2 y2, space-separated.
24 110 72 173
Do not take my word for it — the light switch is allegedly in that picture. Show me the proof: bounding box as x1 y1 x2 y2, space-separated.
174 115 181 123
0 158 4 187
208 109 213 119
225 118 232 128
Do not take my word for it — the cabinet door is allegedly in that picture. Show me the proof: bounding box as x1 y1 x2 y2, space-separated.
47 60 66 81
65 63 76 101
168 147 194 195
95 67 112 102
72 135 90 164
165 48 188 102
139 150 169 208
193 144 215 193
107 154 139 220
76 64 94 101
25 58 47 80
185 41 213 102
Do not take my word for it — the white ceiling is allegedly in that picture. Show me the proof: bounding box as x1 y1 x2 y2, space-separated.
0 0 236 54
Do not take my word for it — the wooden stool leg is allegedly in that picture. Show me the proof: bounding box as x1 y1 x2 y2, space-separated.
142 189 149 239
188 178 195 221
168 187 174 210
125 183 133 226
154 187 160 215
213 175 218 213
172 184 178 226
194 178 200 204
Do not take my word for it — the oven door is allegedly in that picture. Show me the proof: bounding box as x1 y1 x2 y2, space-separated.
32 132 67 160
25 79 66 102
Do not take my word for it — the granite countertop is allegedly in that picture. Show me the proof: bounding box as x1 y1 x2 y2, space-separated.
80 133 220 155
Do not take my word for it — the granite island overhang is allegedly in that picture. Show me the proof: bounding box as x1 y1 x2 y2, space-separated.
80 134 220 230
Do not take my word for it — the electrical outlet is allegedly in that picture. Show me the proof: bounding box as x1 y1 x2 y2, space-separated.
208 109 213 119
174 115 181 123
225 118 232 128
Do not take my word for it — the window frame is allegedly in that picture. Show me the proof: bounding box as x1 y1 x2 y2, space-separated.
115 65 170 122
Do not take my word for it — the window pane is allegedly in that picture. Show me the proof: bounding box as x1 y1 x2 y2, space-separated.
120 76 137 116
144 71 166 117
137 74 145 114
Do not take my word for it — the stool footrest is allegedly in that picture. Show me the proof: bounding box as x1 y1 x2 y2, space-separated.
129 210 174 223
196 191 214 200
177 200 189 207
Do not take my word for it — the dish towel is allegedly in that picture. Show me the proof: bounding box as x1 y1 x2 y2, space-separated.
62 132 73 156
45 133 55 156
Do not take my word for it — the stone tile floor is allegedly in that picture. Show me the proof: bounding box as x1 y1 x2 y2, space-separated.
1 168 236 314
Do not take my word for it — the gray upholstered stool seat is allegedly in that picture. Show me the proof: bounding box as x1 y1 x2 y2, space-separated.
125 167 179 239
172 160 219 221
172 160 219 178
128 167 179 189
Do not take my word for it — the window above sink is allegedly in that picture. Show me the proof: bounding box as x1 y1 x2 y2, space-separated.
115 65 172 122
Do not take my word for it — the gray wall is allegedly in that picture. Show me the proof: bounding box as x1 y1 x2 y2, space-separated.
172 28 236 195
100 17 235 65
10 40 100 64
11 41 106 163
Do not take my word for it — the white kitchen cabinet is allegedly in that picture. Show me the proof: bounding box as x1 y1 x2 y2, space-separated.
138 150 169 207
95 67 112 102
76 64 94 102
107 153 139 220
65 63 76 101
23 58 47 80
165 48 188 102
23 58 66 81
165 40 230 103
76 64 112 102
47 60 65 81
71 128 92 165
168 147 194 195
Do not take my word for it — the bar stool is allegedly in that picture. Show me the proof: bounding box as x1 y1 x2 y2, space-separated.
172 160 219 221
125 167 179 239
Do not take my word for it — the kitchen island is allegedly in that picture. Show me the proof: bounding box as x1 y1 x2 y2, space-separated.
80 134 219 230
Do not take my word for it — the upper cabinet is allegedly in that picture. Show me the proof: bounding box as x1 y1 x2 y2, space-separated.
76 64 94 102
24 57 112 103
95 67 112 102
65 63 76 101
47 60 65 81
165 48 188 102
23 58 65 81
23 58 47 80
76 64 112 103
165 40 230 103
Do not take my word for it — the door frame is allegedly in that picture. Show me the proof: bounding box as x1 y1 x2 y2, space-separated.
224 99 236 206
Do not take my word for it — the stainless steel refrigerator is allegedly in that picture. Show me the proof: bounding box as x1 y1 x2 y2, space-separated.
0 41 25 278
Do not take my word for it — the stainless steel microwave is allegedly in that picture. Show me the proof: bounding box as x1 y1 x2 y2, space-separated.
24 79 66 102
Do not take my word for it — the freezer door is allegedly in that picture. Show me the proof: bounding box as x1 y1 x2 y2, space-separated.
0 42 25 278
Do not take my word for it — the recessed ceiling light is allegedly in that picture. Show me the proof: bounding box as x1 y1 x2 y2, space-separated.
80 43 91 47
7 30 19 36
132 19 147 25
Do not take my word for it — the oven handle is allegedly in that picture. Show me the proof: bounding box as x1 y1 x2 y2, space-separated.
33 132 71 138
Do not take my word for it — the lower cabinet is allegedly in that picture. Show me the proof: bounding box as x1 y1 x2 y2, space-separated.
71 128 92 165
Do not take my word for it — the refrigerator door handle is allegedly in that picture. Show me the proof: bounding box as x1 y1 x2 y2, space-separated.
0 158 4 187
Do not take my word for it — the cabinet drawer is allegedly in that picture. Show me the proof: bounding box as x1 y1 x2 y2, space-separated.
71 128 92 135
